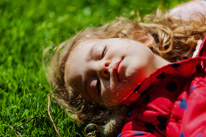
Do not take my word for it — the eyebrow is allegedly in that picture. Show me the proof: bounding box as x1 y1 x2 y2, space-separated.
86 40 100 61
86 43 95 61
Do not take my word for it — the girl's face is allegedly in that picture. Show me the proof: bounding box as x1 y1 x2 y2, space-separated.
65 38 158 107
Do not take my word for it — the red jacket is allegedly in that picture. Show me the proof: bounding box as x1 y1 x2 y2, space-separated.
118 36 206 137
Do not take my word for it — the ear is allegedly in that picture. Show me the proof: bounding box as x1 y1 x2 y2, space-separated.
133 30 154 48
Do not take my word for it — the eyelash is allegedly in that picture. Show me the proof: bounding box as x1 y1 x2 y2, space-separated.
95 46 107 94
96 79 101 95
101 46 107 58
96 46 107 94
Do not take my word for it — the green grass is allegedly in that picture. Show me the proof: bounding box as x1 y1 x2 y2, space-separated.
0 0 188 136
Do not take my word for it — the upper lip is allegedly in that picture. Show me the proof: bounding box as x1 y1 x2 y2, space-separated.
112 60 121 82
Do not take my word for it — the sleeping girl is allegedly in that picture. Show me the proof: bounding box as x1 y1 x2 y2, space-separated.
46 0 206 136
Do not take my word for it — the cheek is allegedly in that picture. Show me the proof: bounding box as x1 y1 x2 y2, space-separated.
128 68 145 85
102 89 119 107
125 54 150 83
102 86 131 107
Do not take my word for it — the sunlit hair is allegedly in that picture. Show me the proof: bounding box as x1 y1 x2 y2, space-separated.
45 13 206 136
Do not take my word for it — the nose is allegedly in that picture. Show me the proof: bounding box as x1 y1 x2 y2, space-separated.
98 60 110 79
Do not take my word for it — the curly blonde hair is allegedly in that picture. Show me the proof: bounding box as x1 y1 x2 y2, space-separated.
45 14 206 136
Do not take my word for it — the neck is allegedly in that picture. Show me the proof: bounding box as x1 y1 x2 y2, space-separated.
143 53 170 80
154 54 170 69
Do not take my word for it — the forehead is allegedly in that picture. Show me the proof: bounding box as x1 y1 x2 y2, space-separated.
64 39 99 97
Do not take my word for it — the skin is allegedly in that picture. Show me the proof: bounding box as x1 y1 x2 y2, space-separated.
64 38 170 107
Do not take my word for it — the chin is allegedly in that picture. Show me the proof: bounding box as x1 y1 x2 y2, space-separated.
127 73 141 84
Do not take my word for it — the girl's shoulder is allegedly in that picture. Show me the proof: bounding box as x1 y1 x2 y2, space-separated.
167 0 206 22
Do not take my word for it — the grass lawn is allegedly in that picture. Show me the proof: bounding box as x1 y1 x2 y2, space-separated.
0 0 188 136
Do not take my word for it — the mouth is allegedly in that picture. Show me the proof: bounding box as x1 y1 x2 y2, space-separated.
113 60 122 82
